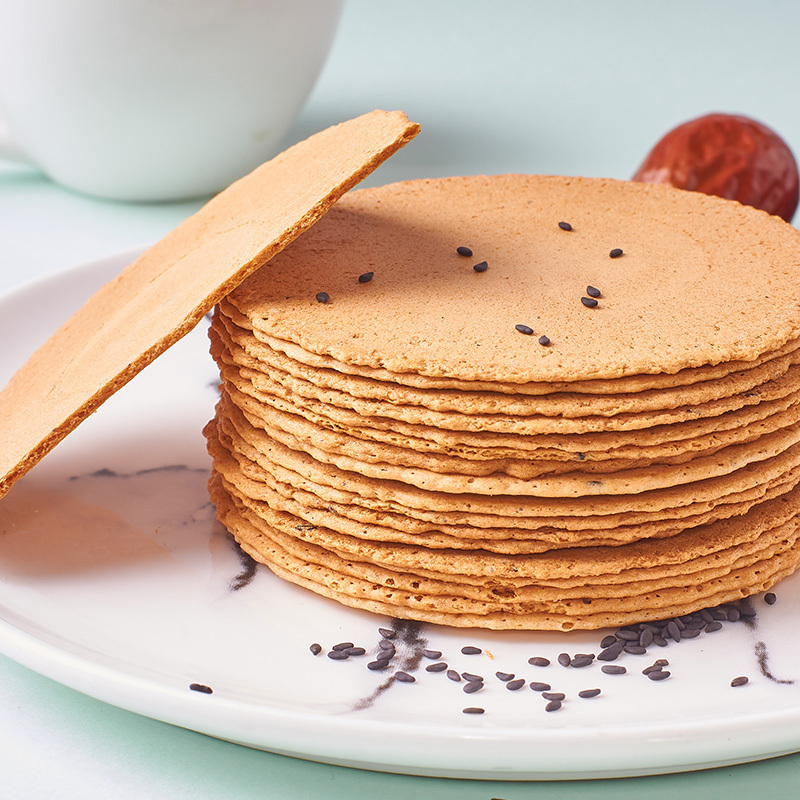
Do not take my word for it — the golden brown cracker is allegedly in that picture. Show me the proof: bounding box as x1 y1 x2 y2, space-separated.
0 111 419 498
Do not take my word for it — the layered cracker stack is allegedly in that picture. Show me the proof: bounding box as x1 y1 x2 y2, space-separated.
205 174 800 630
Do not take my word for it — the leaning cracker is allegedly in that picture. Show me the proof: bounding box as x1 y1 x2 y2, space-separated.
0 111 419 498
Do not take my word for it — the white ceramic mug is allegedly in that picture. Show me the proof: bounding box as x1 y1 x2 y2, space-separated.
0 0 343 201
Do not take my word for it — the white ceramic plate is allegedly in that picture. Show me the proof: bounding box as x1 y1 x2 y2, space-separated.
2 251 800 781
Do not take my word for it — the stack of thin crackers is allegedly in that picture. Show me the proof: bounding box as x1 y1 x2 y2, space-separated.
204 174 800 630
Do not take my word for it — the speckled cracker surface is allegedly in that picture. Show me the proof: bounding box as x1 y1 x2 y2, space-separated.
226 175 800 383
0 111 419 499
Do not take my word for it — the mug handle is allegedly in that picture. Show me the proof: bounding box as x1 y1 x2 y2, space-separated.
0 117 34 165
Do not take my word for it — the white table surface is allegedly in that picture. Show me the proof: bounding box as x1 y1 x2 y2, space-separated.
3 1 800 797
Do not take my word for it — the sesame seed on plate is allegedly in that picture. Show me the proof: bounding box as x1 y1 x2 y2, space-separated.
528 657 550 667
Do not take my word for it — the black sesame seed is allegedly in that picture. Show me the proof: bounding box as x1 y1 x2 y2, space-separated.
727 608 741 622
586 285 601 298
309 643 322 655
666 621 682 641
581 296 599 308
639 628 655 648
642 665 664 675
462 672 483 683
327 650 349 661
495 671 515 682
538 335 551 347
653 659 669 667
681 628 700 639
462 706 485 714
345 647 366 657
578 688 601 698
358 272 374 283
461 646 482 655
421 649 443 660
473 261 489 273
653 635 668 647
601 665 627 675
616 630 640 641
609 248 623 258
558 221 573 231
545 700 563 712
647 670 671 681
189 683 213 694
600 635 618 649
515 324 534 336
456 246 473 257
529 682 552 692
426 662 448 673
378 628 396 639
731 676 750 687
570 655 594 668
463 681 484 694
378 639 395 651
315 291 330 304
528 657 551 667
557 652 571 667
765 592 777 605
639 622 660 632
624 645 647 655
395 671 415 683
446 669 462 682
506 678 526 691
332 642 354 651
542 692 566 701
597 642 625 661
367 660 390 671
